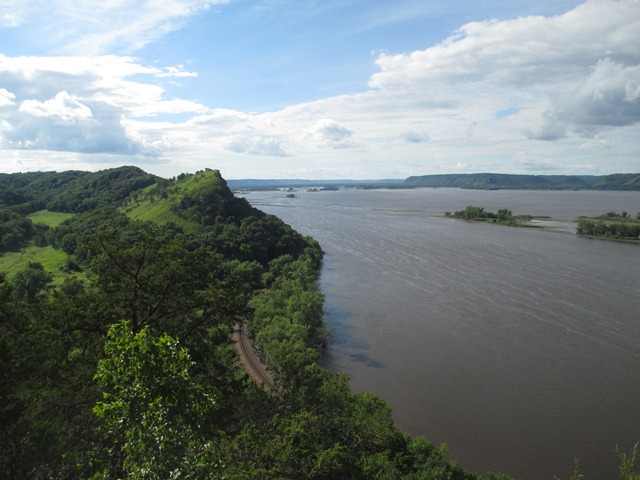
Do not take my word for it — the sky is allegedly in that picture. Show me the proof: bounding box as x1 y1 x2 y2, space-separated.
0 0 639 179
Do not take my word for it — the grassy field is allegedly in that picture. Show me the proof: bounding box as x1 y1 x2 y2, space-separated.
123 173 222 233
125 197 200 233
0 245 82 284
28 210 75 227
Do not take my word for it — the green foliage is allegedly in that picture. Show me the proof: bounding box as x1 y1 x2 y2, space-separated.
618 443 640 480
576 214 640 240
552 444 640 480
446 206 517 225
590 173 640 190
0 207 34 251
0 167 157 214
11 262 52 303
90 321 219 479
125 169 255 230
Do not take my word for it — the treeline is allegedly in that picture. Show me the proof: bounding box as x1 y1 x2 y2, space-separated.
1 168 504 479
576 211 640 240
0 166 157 214
445 206 522 225
0 166 157 252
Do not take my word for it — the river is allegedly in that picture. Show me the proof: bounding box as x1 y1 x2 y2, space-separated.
245 188 640 480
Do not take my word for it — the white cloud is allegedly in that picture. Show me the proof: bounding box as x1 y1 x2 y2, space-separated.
579 138 611 150
513 152 558 171
6 102 146 155
155 65 199 78
4 0 229 55
305 119 355 148
402 130 430 143
0 55 206 156
0 1 27 27
20 91 92 119
0 88 15 107
226 136 287 156
525 115 568 141
370 1 640 93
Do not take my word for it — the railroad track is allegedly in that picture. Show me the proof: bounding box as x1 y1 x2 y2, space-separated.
233 322 278 393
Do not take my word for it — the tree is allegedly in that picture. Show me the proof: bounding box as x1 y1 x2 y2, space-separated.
11 262 52 304
90 321 220 479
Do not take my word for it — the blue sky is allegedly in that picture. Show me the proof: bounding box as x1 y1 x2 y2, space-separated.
0 0 639 179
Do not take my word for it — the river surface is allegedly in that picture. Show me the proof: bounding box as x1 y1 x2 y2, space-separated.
245 188 640 480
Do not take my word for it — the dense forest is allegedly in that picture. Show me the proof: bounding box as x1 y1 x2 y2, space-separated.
1 167 638 479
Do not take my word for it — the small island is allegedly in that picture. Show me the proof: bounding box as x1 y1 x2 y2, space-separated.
576 211 640 241
446 206 640 242
444 205 533 226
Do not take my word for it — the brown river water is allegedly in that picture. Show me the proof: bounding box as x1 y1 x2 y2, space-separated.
245 188 640 480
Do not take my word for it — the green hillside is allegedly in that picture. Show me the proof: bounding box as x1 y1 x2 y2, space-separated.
124 168 253 232
589 173 640 190
403 172 640 190
0 166 157 214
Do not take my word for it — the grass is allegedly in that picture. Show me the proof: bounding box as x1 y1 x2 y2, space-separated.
123 171 225 234
28 210 75 227
124 197 200 233
0 245 83 285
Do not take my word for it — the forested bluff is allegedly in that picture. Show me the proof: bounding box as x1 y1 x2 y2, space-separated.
1 166 638 479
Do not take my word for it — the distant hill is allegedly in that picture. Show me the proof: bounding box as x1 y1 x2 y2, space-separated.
588 173 640 190
403 173 640 190
227 178 404 189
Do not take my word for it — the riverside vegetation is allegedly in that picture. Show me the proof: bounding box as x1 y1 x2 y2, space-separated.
446 205 640 241
0 167 638 479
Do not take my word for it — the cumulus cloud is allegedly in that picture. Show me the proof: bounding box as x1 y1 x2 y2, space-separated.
0 88 15 107
370 1 640 93
0 55 206 156
367 1 640 141
526 59 640 140
20 91 92 119
556 60 639 131
226 136 287 156
525 115 568 141
6 93 146 154
306 119 354 148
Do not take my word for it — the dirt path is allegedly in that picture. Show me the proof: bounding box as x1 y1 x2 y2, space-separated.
232 322 279 393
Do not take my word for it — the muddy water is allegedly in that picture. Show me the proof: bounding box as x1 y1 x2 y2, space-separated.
247 188 640 480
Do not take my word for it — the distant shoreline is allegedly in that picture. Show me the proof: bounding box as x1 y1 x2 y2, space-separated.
228 172 640 191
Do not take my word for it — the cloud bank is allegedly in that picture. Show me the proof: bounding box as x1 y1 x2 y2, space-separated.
0 0 639 178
